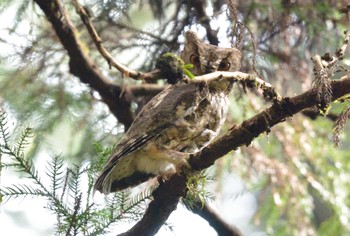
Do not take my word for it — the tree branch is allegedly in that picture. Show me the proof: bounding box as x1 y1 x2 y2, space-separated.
32 1 350 234
128 84 164 97
118 174 188 236
190 202 243 236
34 0 135 129
121 75 350 235
190 75 350 170
188 0 219 45
71 0 162 81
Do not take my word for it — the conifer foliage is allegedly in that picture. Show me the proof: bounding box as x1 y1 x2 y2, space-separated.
0 112 154 235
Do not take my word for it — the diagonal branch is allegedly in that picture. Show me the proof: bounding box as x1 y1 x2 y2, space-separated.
120 75 350 236
191 75 350 170
71 0 162 81
190 201 243 236
33 0 135 129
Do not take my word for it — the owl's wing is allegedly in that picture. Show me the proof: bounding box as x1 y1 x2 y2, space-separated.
93 130 158 193
94 82 208 192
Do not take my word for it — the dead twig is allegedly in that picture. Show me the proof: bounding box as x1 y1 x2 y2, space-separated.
71 0 161 81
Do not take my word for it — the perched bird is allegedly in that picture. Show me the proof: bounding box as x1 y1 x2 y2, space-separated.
94 31 241 194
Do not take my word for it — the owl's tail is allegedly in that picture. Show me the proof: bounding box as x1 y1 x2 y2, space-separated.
93 164 155 195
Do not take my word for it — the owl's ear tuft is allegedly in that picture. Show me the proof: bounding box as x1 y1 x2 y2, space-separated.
185 31 200 43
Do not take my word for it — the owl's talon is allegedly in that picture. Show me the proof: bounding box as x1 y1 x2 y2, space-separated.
157 175 166 184
159 166 176 181
175 154 191 170
181 159 191 169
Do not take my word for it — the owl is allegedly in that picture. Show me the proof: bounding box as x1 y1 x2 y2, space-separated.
94 31 241 194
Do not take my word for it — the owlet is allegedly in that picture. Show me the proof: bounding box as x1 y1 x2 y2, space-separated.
94 31 241 194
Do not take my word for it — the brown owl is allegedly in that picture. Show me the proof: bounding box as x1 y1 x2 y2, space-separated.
94 31 241 194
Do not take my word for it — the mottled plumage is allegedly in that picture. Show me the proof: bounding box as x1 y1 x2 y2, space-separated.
94 31 241 194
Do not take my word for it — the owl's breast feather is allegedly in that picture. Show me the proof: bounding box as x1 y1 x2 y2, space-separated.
156 90 228 153
95 82 231 193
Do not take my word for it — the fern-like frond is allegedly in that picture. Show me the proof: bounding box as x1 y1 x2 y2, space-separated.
46 155 65 196
88 186 155 235
93 143 114 172
0 111 11 149
126 186 155 221
1 112 159 235
311 56 334 113
1 184 48 201
15 127 33 156
182 170 214 210
87 193 127 235
13 153 46 192
88 208 118 236
0 112 71 226
66 166 82 203
129 185 156 206
333 104 350 147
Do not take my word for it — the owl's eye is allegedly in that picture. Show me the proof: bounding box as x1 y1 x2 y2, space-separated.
218 61 231 71
190 54 200 65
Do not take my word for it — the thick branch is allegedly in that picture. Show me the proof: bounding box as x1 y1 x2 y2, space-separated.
118 174 188 236
34 0 135 129
128 84 164 97
190 75 350 170
191 202 243 236
189 0 219 45
122 75 350 235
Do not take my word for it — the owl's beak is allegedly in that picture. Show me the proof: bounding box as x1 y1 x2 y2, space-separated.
204 65 215 73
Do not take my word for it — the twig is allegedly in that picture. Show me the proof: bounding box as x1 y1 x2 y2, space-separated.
311 27 350 74
191 71 282 102
227 0 263 79
335 29 350 60
333 104 350 147
311 28 350 108
108 21 172 45
71 0 161 81
227 0 244 49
